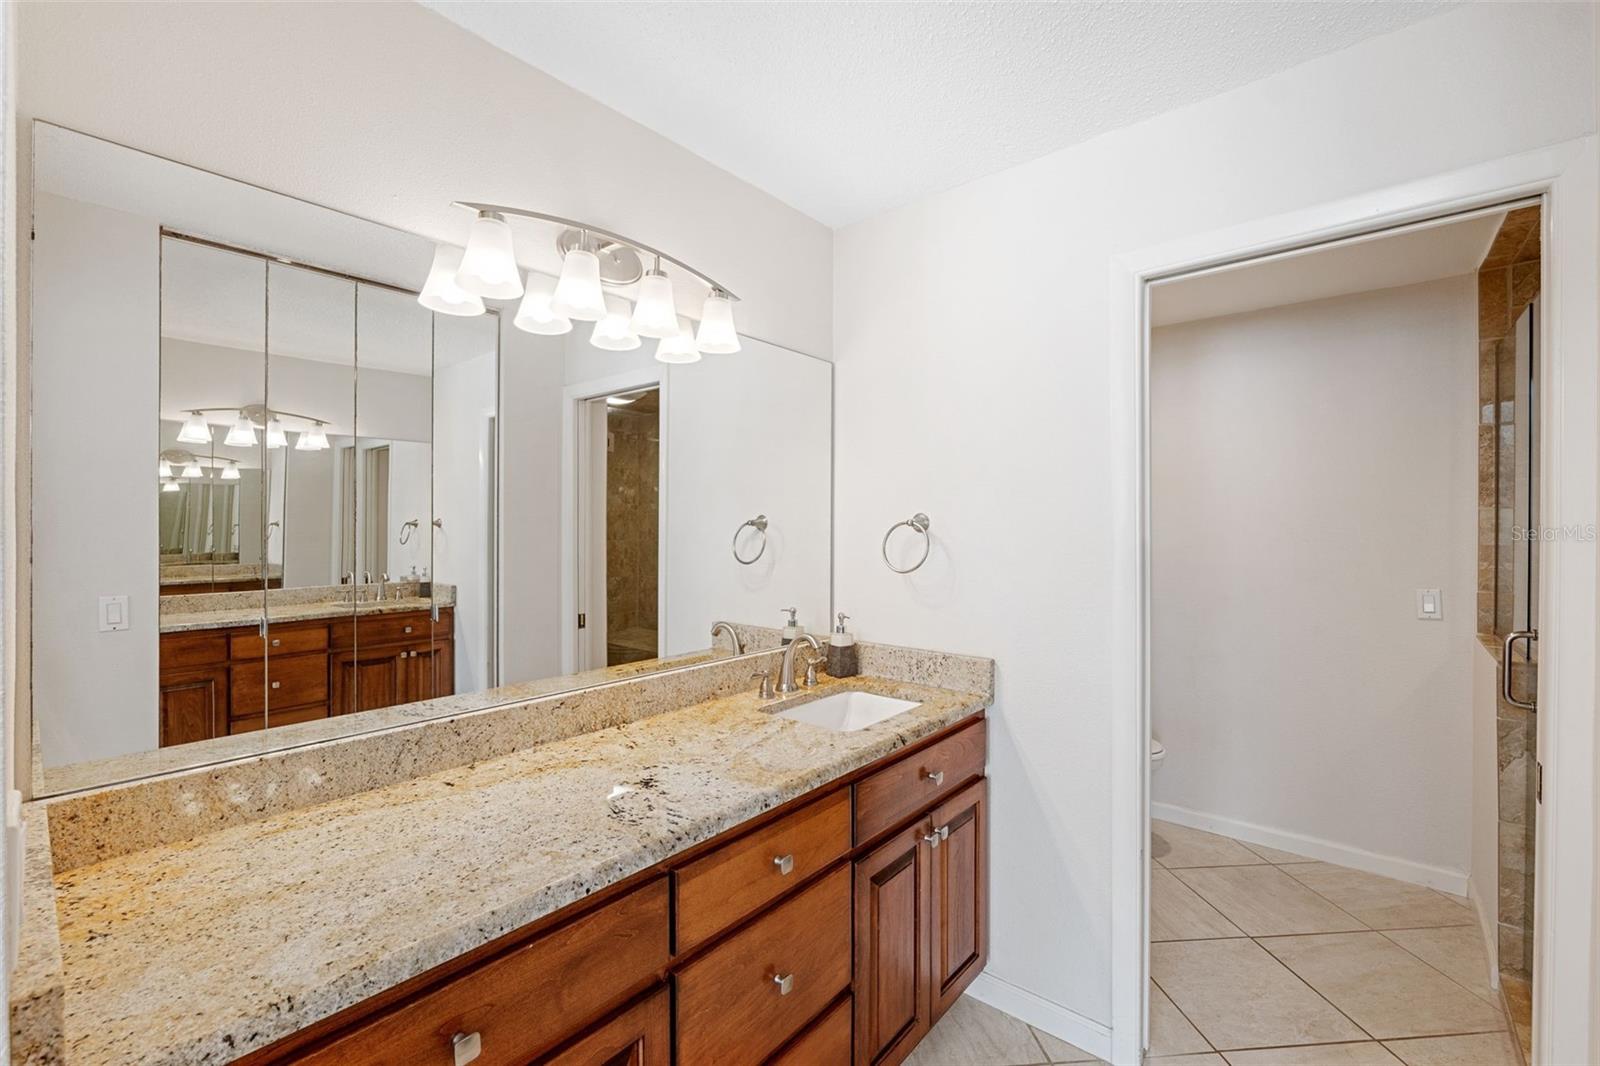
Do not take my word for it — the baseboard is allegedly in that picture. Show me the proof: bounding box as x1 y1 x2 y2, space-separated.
1468 875 1501 990
964 971 1112 1062
1152 801 1469 896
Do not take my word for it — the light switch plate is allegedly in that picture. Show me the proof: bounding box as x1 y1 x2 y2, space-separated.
98 595 130 632
1416 588 1443 620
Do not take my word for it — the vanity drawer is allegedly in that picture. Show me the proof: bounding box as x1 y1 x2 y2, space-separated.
676 787 851 951
160 629 228 669
676 864 851 1065
332 611 432 649
770 995 852 1065
855 718 986 844
230 624 330 660
230 654 329 716
296 878 669 1066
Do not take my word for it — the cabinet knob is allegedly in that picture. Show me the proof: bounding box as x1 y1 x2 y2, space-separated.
773 854 794 876
270 638 281 647
772 973 794 996
451 1031 481 1066
404 625 413 634
924 769 945 787
923 828 943 849
270 681 280 690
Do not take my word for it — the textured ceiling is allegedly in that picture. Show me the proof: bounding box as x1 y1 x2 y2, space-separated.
424 0 1457 227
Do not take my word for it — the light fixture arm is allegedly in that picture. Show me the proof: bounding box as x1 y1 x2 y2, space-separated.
451 201 740 302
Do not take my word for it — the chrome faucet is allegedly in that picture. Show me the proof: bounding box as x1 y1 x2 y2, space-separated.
778 633 822 694
710 621 744 654
378 572 390 602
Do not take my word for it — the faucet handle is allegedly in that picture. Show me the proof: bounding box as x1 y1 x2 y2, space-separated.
752 670 775 699
804 657 821 687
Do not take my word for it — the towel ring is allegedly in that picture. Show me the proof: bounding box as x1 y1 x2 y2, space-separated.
883 513 932 574
732 514 769 565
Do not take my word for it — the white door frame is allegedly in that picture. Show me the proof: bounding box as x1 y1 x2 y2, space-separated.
559 366 668 675
1108 137 1598 1066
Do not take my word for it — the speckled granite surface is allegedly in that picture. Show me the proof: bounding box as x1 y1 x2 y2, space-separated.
43 673 986 1065
10 806 65 1066
157 584 456 634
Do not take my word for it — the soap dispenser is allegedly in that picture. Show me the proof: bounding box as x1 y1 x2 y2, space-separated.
780 607 802 645
827 612 859 677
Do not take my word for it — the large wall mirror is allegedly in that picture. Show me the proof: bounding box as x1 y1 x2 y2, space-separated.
31 123 832 795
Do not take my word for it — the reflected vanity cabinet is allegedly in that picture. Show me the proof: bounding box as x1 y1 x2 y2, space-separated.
247 715 988 1066
156 609 455 743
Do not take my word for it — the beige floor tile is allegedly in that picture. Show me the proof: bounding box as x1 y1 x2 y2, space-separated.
1174 866 1367 937
1150 980 1213 1056
1260 932 1504 1040
1150 1056 1227 1065
1225 1042 1403 1064
1382 1031 1521 1066
1381 927 1498 1005
1280 864 1474 930
904 996 1047 1065
1153 821 1266 868
1153 868 1247 942
1152 939 1366 1051
1241 840 1318 864
1030 1025 1102 1063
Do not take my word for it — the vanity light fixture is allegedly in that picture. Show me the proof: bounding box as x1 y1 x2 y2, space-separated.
176 411 212 445
225 411 258 448
220 461 241 481
161 479 181 494
513 273 572 335
265 417 288 450
158 458 174 479
417 245 486 317
591 294 642 351
294 421 330 451
181 461 204 479
456 212 524 300
655 317 702 365
426 202 740 355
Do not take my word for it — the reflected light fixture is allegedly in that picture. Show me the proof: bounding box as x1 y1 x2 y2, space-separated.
591 295 641 351
265 417 288 450
513 273 572 335
418 245 485 317
225 412 257 447
424 203 741 359
161 479 181 494
177 411 212 445
455 212 523 300
220 462 241 481
158 459 174 479
655 317 702 365
295 422 330 451
696 291 741 354
181 461 203 479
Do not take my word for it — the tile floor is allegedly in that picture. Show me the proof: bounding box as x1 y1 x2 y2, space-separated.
907 821 1521 1066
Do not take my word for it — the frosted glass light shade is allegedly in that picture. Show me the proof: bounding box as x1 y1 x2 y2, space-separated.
181 461 203 479
158 459 174 479
696 292 741 354
177 411 212 445
220 463 241 481
265 418 288 449
225 413 257 448
513 273 572 336
456 213 523 300
590 295 641 351
551 248 607 321
161 479 181 494
654 317 702 365
418 245 486 317
631 270 679 339
295 423 329 451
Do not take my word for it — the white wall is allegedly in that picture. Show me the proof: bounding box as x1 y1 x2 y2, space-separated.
1472 640 1500 976
435 349 496 692
1149 278 1478 884
833 1 1594 1033
32 193 157 767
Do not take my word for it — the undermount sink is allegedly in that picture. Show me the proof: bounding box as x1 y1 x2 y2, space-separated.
777 690 922 732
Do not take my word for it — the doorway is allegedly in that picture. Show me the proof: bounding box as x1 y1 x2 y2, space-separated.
575 386 662 670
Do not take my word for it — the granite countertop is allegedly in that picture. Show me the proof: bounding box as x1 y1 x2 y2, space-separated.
158 594 450 633
158 564 281 586
48 673 987 1064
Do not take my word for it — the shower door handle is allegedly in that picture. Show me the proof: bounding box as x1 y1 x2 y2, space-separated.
1502 630 1537 710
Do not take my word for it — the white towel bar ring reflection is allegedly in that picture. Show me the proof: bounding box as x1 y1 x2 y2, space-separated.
883 513 932 573
733 515 769 565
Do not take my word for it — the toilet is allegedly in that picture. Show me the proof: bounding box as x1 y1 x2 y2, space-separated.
1151 736 1166 770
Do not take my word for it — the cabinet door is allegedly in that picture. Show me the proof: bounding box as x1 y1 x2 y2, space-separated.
404 640 452 703
853 819 932 1066
331 647 405 715
158 665 227 747
537 984 670 1066
929 778 988 1020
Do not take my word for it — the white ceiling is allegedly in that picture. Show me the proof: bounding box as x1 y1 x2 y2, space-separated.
1150 209 1505 327
425 0 1457 227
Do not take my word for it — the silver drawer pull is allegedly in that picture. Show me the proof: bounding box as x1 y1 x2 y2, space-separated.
773 854 794 876
773 973 794 996
923 830 942 849
404 625 414 634
924 769 945 787
270 681 280 690
270 638 281 647
452 1031 482 1066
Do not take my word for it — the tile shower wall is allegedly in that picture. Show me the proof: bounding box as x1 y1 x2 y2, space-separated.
606 397 660 665
1475 206 1540 977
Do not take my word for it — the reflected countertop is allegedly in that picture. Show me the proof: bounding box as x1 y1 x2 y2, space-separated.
157 589 456 633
